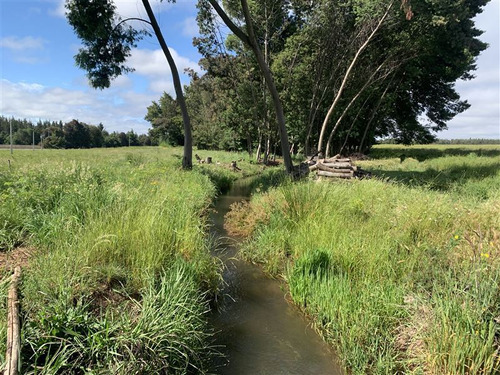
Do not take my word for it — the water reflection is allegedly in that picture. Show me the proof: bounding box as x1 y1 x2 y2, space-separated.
209 178 342 375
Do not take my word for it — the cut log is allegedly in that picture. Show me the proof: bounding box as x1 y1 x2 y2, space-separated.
317 170 354 178
321 162 352 169
324 157 351 163
5 266 21 375
318 164 352 174
206 157 212 164
309 163 319 172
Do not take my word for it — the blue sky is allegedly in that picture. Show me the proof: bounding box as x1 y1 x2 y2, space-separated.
1 0 499 139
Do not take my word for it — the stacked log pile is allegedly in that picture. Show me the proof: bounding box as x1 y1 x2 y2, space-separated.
308 156 370 179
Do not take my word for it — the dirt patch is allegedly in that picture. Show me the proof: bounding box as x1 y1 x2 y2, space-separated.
90 278 139 317
91 285 128 315
0 247 35 272
395 294 433 373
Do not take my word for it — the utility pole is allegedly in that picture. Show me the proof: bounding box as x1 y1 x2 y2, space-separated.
9 117 13 155
32 127 35 150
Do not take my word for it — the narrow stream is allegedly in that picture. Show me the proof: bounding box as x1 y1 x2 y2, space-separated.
209 178 342 375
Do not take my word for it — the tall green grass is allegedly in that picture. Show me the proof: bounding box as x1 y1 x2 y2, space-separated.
235 148 500 374
0 147 255 373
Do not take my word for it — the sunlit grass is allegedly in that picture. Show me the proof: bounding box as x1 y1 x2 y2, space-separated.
0 146 257 373
235 146 500 374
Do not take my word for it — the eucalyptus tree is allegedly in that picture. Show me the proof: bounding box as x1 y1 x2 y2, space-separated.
65 0 193 168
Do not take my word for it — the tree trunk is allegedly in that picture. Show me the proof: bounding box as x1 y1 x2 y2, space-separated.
207 0 294 174
240 0 293 173
256 130 262 161
247 132 253 156
325 62 386 157
142 0 192 169
317 2 393 155
264 132 271 164
358 75 397 153
339 94 372 155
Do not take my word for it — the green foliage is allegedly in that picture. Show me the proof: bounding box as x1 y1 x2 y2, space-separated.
65 0 145 88
145 93 184 146
187 0 491 156
22 263 214 374
0 115 150 149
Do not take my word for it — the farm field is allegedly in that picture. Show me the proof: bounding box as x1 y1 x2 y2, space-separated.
0 147 261 373
0 144 499 374
228 144 500 374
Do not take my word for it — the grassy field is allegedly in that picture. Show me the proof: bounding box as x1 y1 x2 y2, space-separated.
229 144 500 374
1 144 499 373
0 147 263 373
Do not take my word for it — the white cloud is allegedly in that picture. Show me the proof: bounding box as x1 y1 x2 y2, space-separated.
17 82 45 92
111 75 133 89
0 36 46 51
0 79 155 134
181 17 199 38
128 47 200 78
149 79 175 93
50 0 66 17
52 0 173 19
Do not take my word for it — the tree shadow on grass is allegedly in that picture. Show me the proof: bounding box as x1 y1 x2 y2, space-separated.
369 147 500 161
370 163 500 194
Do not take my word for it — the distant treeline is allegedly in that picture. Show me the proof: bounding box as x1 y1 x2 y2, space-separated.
378 137 500 145
0 116 152 149
434 139 500 145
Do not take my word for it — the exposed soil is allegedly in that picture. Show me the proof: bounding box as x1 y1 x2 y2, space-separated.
0 247 35 272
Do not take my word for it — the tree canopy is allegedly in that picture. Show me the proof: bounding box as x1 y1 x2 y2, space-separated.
147 0 488 158
67 0 490 162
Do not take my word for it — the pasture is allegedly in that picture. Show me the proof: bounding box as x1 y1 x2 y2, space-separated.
231 144 500 374
0 147 257 373
0 144 499 373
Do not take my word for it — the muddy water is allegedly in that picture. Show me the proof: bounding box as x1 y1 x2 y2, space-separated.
210 178 342 375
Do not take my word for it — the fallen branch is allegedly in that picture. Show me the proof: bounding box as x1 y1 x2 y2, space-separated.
5 266 21 375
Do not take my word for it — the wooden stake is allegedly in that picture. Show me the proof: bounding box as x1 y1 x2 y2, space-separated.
5 266 21 375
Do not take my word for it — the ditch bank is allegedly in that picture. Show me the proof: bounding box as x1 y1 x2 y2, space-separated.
209 177 341 374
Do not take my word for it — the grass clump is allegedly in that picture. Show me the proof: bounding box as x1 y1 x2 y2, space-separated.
235 146 500 374
22 262 212 374
0 147 256 373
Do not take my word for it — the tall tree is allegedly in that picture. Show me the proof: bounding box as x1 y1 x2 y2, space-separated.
201 0 295 174
66 0 193 168
145 92 184 146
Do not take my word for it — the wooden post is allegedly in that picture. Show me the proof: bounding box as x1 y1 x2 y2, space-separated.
9 118 13 155
5 266 21 375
